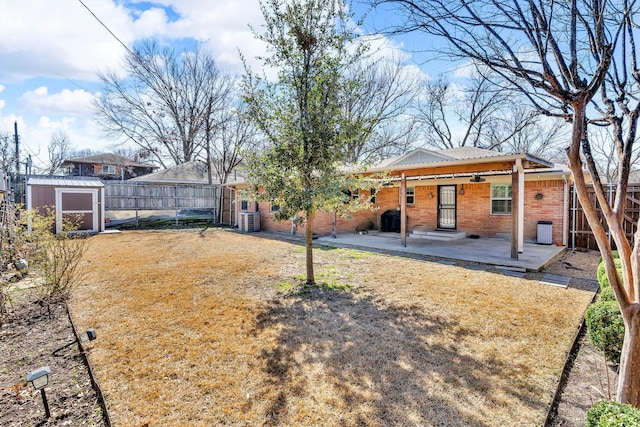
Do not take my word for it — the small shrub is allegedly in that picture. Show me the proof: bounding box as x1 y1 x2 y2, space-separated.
599 285 616 302
597 258 622 294
19 207 88 301
585 300 625 364
586 400 640 426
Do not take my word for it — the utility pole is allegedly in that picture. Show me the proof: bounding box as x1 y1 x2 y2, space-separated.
14 121 19 178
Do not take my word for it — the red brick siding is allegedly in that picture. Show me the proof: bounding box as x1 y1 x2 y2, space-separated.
253 201 378 236
246 179 567 242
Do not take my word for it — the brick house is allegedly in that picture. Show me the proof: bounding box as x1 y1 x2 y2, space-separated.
61 153 157 180
234 147 574 254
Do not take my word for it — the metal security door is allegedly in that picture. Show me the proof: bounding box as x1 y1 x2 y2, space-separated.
438 185 457 229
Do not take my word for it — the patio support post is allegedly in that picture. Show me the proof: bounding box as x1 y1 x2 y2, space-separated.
511 164 519 260
401 173 407 247
517 159 524 253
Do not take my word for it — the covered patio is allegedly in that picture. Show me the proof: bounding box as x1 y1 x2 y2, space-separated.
317 231 566 271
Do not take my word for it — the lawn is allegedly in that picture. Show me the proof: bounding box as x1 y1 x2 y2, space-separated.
69 229 595 426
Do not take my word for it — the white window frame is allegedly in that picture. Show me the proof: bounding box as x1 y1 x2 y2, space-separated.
404 187 415 205
491 184 512 215
102 164 116 174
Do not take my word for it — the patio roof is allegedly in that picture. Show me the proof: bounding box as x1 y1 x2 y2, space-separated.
365 148 554 175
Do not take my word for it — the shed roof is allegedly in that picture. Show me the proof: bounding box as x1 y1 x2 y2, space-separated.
28 177 104 187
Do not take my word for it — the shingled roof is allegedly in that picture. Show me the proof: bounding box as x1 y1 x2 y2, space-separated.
62 153 155 169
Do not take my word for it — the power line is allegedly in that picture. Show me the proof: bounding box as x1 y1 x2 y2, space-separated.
77 0 135 57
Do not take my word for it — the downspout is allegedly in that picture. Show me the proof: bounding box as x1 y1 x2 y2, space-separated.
562 174 569 246
571 181 577 250
401 173 407 247
100 186 105 232
517 158 524 254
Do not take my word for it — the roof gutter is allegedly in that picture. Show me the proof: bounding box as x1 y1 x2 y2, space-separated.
361 153 553 174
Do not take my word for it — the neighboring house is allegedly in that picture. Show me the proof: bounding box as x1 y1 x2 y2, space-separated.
129 160 221 185
61 153 157 180
233 147 578 254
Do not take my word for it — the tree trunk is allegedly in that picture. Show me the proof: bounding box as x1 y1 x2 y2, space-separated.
618 304 640 406
305 211 315 285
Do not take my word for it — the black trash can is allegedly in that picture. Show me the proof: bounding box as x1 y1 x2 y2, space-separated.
537 221 553 245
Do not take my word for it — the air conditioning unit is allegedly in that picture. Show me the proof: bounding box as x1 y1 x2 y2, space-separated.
239 212 260 232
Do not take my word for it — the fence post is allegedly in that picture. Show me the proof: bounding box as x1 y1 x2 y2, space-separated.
135 183 139 228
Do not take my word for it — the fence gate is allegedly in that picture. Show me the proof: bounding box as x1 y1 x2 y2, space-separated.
569 184 640 250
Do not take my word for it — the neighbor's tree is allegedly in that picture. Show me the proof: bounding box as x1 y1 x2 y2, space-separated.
415 66 568 154
341 55 421 163
45 130 73 175
243 0 378 284
376 0 640 406
94 41 235 168
201 99 261 222
0 131 14 175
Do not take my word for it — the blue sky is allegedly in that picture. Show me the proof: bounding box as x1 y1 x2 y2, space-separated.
0 0 453 171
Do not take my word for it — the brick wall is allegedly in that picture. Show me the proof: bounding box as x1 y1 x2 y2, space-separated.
245 179 567 243
254 201 378 236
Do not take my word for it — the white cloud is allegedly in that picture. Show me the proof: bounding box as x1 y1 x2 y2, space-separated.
18 87 98 116
0 1 132 82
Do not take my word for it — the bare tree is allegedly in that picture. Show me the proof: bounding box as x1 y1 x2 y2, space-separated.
203 102 259 185
45 131 73 175
415 66 567 153
94 41 235 167
377 0 640 406
0 131 14 175
341 56 421 163
200 99 260 223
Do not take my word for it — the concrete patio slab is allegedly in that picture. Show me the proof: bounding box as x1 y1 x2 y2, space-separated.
316 231 565 271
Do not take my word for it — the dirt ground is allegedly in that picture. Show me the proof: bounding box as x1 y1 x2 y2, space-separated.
541 250 620 426
0 230 606 426
0 279 106 426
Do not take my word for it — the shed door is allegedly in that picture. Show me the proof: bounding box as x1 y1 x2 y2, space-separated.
55 189 99 233
437 185 457 229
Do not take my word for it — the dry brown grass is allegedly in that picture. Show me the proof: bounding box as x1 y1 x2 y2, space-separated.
69 229 595 426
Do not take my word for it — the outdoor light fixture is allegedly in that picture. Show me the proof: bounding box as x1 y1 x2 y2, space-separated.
459 184 465 195
79 328 97 343
53 328 97 356
26 366 51 418
428 192 433 199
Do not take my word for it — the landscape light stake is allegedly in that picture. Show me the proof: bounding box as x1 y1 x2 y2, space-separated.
26 366 51 418
52 328 97 356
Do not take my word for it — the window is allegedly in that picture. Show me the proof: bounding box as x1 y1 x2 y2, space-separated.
405 187 415 205
351 189 359 201
491 184 512 214
241 200 249 211
370 188 376 204
270 202 280 212
102 164 116 174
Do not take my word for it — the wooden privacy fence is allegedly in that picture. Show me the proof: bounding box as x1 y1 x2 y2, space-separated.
104 182 219 225
570 184 640 250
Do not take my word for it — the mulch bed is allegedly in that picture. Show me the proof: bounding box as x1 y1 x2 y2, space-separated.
0 280 106 426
